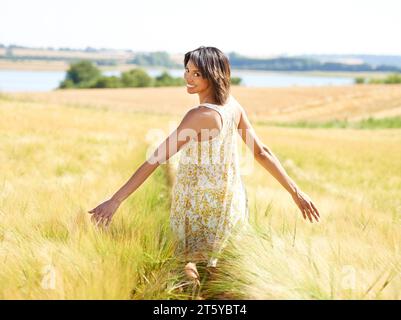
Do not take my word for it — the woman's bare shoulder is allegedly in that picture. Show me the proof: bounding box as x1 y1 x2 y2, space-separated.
180 106 220 131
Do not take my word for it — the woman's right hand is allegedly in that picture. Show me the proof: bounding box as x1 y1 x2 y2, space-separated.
291 189 320 223
88 198 121 228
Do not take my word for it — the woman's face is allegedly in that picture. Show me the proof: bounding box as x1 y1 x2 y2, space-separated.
184 60 210 95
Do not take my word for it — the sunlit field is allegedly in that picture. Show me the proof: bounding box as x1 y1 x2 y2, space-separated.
10 85 401 122
1 85 400 299
0 94 186 299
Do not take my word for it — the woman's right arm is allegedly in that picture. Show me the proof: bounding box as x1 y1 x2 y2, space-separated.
88 108 207 226
109 108 205 203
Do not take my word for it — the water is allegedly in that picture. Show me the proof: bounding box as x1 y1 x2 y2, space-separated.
0 68 353 92
0 70 66 92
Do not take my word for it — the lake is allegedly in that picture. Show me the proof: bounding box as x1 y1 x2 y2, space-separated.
0 68 354 92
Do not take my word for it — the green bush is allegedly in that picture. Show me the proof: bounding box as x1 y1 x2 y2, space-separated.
93 76 122 88
384 73 401 84
59 60 101 88
231 77 242 85
59 61 236 89
354 77 365 84
154 71 185 87
360 73 401 85
59 79 75 89
121 69 153 87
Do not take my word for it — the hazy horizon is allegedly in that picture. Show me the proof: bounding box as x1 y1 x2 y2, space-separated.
2 42 401 59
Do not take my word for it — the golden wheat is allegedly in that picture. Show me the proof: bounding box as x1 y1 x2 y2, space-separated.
1 85 400 299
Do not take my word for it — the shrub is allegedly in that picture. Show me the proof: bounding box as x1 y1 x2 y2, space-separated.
59 60 101 88
93 76 122 88
121 69 153 87
231 77 242 85
154 71 185 87
354 77 365 84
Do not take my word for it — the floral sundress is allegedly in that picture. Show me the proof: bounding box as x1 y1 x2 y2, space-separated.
170 95 249 267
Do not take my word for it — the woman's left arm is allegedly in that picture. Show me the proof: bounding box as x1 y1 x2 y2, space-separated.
236 103 320 223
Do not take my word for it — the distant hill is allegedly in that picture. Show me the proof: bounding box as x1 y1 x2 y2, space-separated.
1 44 401 72
297 54 401 68
227 52 401 72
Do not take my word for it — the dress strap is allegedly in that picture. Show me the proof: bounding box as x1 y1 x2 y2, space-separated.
199 103 225 128
198 103 224 119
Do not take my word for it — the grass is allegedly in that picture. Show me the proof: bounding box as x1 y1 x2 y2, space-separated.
214 123 401 299
1 86 401 299
0 95 192 299
7 85 401 124
257 116 401 129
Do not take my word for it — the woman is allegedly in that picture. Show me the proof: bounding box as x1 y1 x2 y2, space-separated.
88 46 320 294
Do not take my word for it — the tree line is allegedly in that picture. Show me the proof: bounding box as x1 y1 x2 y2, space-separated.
2 44 401 72
59 60 242 89
228 52 401 73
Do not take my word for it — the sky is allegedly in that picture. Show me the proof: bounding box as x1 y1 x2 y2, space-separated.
2 0 401 57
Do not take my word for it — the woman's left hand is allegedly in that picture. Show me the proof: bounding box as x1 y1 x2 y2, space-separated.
88 198 121 228
291 189 320 223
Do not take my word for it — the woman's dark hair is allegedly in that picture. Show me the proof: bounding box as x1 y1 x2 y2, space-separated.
184 46 231 105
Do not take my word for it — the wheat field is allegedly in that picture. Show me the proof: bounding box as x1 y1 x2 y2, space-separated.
1 85 400 299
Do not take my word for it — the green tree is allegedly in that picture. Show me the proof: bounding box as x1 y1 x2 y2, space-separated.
364 73 401 84
384 73 401 84
93 76 122 88
59 60 101 88
59 79 75 89
154 71 185 87
231 77 242 85
354 77 365 84
121 69 153 87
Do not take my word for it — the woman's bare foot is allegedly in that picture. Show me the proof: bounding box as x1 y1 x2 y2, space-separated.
184 262 202 299
184 262 200 283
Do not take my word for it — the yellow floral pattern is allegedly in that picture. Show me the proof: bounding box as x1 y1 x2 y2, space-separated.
170 96 249 267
